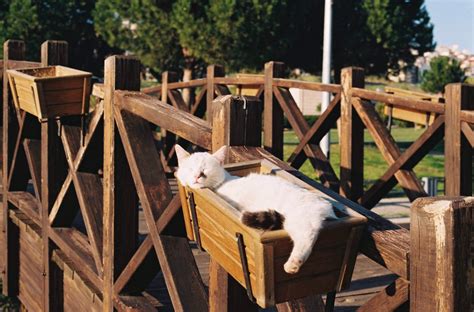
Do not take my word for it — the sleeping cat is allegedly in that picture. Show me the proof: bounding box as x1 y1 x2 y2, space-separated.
175 145 336 274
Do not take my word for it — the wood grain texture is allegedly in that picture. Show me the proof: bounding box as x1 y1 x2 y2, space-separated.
102 55 141 312
115 91 212 150
263 61 285 159
445 84 474 196
339 67 365 201
411 197 474 311
352 98 426 201
358 278 409 312
3 40 26 296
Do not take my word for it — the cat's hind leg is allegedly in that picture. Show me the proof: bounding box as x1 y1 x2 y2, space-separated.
283 217 322 274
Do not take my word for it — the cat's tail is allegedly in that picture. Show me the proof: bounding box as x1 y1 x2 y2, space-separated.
241 210 285 230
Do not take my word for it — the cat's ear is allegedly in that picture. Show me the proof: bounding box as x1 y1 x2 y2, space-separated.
212 145 228 165
175 144 190 165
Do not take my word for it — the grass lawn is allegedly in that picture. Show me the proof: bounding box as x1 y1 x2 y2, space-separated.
283 128 444 192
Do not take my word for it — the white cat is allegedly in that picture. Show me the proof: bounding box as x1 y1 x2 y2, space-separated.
175 145 336 274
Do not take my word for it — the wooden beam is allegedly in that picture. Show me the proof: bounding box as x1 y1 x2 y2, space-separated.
361 116 444 208
339 67 365 201
115 91 212 150
352 98 426 201
357 278 409 312
273 86 339 191
207 65 226 118
288 92 341 168
352 87 445 114
103 55 141 312
210 95 263 312
114 108 208 311
263 61 285 159
40 40 69 312
445 83 474 196
411 197 474 311
2 40 25 297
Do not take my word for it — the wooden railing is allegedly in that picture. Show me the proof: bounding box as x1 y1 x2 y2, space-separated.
2 39 474 311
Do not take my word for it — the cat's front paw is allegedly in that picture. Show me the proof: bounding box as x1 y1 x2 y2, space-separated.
284 258 303 274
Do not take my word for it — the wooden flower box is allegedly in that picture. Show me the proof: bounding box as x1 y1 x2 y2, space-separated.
178 159 367 308
7 66 92 121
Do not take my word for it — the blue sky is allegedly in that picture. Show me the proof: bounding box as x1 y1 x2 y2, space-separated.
425 0 473 52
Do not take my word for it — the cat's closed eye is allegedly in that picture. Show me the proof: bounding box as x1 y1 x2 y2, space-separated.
198 172 207 179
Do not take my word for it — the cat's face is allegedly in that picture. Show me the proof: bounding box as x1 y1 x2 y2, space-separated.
175 145 228 189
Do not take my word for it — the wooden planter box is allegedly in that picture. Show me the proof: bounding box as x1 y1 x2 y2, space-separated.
7 66 91 121
178 159 367 307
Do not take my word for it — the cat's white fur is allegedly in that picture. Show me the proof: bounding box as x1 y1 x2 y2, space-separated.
175 145 336 274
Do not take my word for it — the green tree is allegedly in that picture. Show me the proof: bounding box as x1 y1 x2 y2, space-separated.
421 56 465 93
93 0 184 76
0 0 118 75
333 0 435 80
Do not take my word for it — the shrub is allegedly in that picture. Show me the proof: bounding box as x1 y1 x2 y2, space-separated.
421 56 465 93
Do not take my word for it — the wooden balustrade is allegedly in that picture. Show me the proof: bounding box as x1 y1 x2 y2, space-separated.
2 39 474 311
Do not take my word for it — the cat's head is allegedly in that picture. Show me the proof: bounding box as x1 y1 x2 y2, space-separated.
175 144 228 189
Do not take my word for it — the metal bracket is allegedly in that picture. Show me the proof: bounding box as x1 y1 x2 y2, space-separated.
187 192 203 251
236 232 255 303
325 291 336 312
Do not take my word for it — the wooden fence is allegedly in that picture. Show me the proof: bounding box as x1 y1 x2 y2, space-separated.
2 39 474 311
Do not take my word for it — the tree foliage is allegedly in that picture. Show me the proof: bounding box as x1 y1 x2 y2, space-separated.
421 56 465 93
0 0 118 75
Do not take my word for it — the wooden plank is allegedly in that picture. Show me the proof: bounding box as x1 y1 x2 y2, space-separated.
73 172 104 272
115 296 156 312
114 109 208 310
411 197 474 311
272 78 341 93
207 65 226 118
103 55 141 312
352 98 426 201
339 67 365 201
263 61 284 159
168 89 189 112
114 91 212 150
113 196 181 294
461 121 474 148
273 86 339 191
357 278 409 312
190 86 207 117
3 39 26 297
361 116 444 208
49 228 100 288
288 92 341 168
445 83 474 196
352 87 445 114
40 40 69 312
8 191 40 225
160 71 178 167
228 146 410 279
23 139 41 200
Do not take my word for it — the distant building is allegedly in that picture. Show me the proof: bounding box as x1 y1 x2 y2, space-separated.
387 45 473 83
415 45 474 78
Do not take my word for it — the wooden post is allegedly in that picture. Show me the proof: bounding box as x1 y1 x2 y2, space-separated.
445 83 474 196
206 64 225 119
40 40 69 312
339 67 365 201
41 40 68 68
411 197 474 311
103 55 141 311
209 95 261 312
263 61 285 159
2 39 25 297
